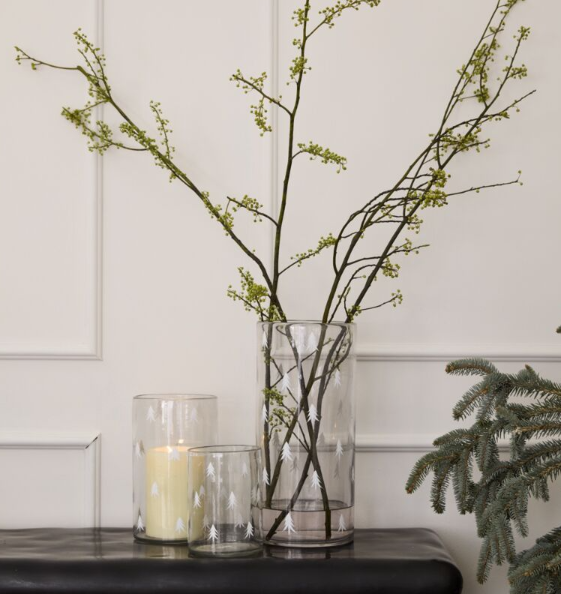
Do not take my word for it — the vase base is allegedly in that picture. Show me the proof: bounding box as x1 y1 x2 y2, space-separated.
265 532 354 549
261 500 354 548
190 541 263 558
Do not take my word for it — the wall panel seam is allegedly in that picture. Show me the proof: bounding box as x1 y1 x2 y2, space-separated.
356 433 510 453
356 343 561 362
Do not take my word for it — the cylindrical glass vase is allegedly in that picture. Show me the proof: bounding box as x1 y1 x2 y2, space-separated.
133 394 218 543
257 321 356 548
188 445 262 557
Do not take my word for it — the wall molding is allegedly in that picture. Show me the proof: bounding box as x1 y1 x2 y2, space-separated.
356 343 561 363
0 0 104 361
0 431 101 527
356 433 510 453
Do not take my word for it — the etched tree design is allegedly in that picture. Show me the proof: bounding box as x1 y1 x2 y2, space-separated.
175 517 186 534
281 442 293 462
208 524 219 542
235 513 245 528
283 512 296 534
335 439 344 459
146 406 156 423
311 470 322 490
227 491 238 510
245 522 255 539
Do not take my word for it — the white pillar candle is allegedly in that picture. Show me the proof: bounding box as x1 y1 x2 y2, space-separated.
146 445 189 540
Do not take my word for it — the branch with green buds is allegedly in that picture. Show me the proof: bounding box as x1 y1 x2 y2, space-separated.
15 0 533 327
16 0 535 543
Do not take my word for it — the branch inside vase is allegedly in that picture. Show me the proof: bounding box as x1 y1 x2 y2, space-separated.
262 323 352 541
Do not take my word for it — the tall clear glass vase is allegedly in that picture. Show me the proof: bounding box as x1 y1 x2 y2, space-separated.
257 321 356 547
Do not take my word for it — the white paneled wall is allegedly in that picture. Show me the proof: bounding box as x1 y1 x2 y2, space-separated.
0 2 559 593
0 0 102 359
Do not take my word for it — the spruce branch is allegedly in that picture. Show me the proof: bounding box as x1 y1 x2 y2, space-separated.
407 323 561 591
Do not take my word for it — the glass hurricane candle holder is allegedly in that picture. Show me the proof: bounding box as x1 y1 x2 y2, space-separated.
187 445 262 557
132 394 218 543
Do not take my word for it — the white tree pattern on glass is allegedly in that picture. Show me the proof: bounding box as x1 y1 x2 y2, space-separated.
307 404 319 424
283 512 296 534
227 491 237 510
175 517 186 533
168 447 180 461
146 406 156 422
151 481 159 497
160 401 169 423
336 439 344 460
262 468 270 486
136 513 144 532
334 369 342 388
251 485 259 505
193 491 202 509
311 471 322 490
134 441 144 458
203 515 210 529
272 430 281 449
235 513 245 528
190 407 199 423
281 373 291 394
208 524 219 542
262 404 268 423
199 485 205 497
307 332 318 353
290 457 299 473
281 442 293 462
206 462 216 479
338 514 347 532
245 522 254 539
242 461 249 477
292 329 306 357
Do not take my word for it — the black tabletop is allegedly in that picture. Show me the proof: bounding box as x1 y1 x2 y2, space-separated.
0 528 462 594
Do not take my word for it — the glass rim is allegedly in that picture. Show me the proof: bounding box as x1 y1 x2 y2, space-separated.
133 393 217 401
188 444 260 455
258 320 355 328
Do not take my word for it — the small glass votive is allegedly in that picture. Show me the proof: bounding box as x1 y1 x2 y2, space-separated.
132 394 218 543
187 445 262 557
